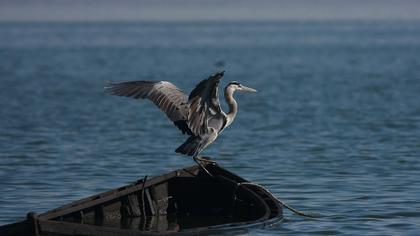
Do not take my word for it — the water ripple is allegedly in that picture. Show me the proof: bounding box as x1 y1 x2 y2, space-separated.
1 21 420 235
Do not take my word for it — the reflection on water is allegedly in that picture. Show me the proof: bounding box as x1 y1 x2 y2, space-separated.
82 214 239 232
1 21 420 235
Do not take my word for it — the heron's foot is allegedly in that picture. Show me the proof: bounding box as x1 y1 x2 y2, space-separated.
195 156 216 164
193 156 214 178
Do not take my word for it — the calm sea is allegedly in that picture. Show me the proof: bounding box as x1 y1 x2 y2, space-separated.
1 21 420 235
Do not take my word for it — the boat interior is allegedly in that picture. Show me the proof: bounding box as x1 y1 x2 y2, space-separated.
49 165 271 233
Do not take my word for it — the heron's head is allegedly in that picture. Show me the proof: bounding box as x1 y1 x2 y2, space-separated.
226 81 257 93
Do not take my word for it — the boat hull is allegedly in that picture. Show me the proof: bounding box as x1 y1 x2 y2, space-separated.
0 164 282 236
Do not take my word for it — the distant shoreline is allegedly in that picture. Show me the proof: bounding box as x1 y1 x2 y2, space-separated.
1 19 420 25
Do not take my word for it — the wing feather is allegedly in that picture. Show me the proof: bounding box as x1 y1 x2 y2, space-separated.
105 80 192 134
187 72 224 135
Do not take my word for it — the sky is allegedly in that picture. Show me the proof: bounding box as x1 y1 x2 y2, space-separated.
0 0 420 22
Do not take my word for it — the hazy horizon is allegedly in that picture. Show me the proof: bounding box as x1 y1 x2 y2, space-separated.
1 0 420 22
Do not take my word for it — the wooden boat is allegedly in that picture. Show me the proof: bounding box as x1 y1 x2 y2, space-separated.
0 163 282 236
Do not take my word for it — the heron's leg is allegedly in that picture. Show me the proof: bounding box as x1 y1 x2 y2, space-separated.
195 156 216 164
193 156 214 178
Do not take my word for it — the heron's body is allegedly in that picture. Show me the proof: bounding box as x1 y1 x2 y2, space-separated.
105 71 256 158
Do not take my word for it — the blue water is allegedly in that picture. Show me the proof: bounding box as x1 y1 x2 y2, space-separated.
1 21 420 235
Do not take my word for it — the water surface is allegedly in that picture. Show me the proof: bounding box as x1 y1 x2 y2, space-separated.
1 21 420 235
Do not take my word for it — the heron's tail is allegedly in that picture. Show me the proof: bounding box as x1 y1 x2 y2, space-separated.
176 136 203 156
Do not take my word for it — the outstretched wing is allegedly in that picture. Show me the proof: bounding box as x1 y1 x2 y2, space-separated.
187 72 224 136
105 81 192 134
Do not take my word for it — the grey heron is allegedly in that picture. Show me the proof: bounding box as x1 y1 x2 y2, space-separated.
105 71 257 173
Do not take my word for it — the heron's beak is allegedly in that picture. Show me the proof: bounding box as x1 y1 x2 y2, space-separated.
241 85 257 93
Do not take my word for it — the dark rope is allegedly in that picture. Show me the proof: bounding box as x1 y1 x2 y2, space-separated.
193 156 215 178
236 182 319 219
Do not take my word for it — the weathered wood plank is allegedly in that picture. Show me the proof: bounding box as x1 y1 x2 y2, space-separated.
151 183 170 215
145 189 156 215
128 194 141 217
38 166 200 220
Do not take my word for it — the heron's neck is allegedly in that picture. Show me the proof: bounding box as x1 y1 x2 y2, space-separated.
224 87 237 126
